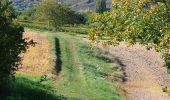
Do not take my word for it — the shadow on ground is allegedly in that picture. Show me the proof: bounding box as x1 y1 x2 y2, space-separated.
2 77 67 100
55 38 62 74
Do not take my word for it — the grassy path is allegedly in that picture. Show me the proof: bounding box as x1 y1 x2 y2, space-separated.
43 30 124 99
50 33 86 99
4 29 124 100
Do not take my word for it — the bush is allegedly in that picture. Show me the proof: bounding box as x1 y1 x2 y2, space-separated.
0 0 30 95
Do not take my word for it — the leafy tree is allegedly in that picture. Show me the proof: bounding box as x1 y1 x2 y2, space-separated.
35 0 86 29
0 0 30 95
89 0 170 71
96 0 107 13
18 7 37 21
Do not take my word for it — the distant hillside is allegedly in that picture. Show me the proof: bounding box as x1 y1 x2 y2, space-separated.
11 0 40 11
71 0 111 12
61 0 85 6
11 0 111 12
11 0 84 11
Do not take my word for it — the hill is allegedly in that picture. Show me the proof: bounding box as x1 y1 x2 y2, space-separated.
71 0 111 12
11 0 84 11
60 0 84 6
11 0 40 11
11 0 111 12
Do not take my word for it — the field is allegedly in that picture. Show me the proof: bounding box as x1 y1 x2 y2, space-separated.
6 20 170 99
2 0 170 99
4 28 124 100
4 25 169 100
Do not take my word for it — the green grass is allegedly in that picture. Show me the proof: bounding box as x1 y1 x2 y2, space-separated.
75 41 123 99
3 75 66 100
19 22 51 31
20 22 88 35
61 26 87 34
4 28 124 100
39 30 123 99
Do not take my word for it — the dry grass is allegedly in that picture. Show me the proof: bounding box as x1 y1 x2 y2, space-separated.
17 31 50 76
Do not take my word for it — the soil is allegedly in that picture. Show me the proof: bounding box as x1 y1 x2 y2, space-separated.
106 43 170 100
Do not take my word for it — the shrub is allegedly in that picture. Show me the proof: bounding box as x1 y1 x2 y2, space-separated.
0 0 30 95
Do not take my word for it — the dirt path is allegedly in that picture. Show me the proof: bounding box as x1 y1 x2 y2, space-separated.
105 43 170 100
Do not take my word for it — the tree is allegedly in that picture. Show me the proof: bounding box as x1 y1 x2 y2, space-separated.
96 0 107 13
0 0 30 95
101 0 107 12
36 0 86 29
89 0 170 71
18 7 37 21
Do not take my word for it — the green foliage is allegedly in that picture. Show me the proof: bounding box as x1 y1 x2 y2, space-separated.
0 0 30 95
4 75 66 100
61 26 88 34
20 21 88 34
18 7 36 21
96 0 107 13
39 1 85 28
89 0 170 71
20 22 51 31
18 3 48 24
22 0 86 30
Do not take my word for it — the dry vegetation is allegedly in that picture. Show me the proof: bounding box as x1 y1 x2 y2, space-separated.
17 31 50 76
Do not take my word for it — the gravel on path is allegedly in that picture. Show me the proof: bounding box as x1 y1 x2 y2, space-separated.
105 43 170 100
